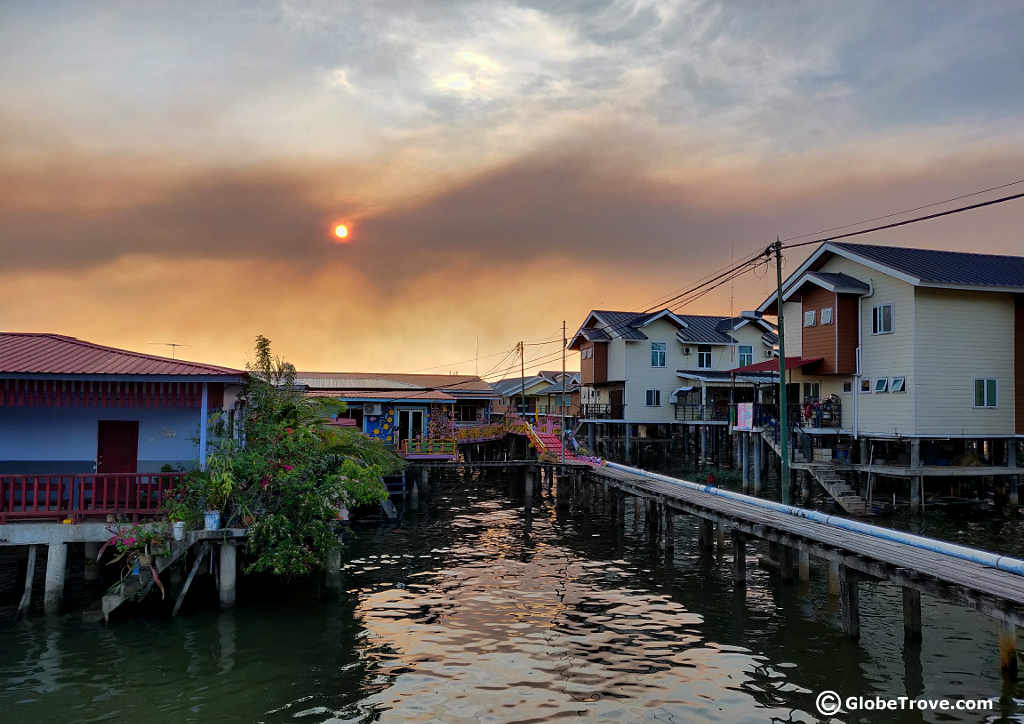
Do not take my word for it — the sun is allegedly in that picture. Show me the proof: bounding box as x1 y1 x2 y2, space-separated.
334 224 349 239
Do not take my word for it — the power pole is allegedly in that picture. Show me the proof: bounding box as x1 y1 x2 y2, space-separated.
561 320 566 464
519 341 526 419
774 237 791 505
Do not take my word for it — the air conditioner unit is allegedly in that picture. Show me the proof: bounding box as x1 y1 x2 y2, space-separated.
366 403 384 416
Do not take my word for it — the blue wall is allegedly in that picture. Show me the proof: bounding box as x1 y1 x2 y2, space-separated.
0 405 206 473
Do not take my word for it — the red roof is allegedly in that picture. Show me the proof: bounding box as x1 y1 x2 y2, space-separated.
0 333 246 377
731 356 823 374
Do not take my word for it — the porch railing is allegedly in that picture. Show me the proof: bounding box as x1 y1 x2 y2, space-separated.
399 438 457 457
675 403 731 422
0 472 183 522
580 404 621 419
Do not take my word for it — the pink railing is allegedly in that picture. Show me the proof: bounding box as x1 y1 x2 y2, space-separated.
0 473 183 522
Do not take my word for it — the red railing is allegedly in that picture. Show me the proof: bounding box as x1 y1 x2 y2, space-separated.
0 472 183 522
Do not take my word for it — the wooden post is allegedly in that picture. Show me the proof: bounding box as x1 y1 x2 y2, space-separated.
798 547 810 583
902 587 922 642
1000 622 1018 681
716 522 725 553
839 565 860 639
740 431 749 490
647 498 660 543
779 545 795 583
753 434 763 495
1009 440 1019 507
828 558 841 597
698 518 714 554
18 544 38 618
624 423 632 464
219 541 237 609
910 439 922 514
661 504 674 551
731 530 746 583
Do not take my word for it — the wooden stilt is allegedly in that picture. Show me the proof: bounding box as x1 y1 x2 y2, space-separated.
828 558 841 596
1000 622 1018 681
732 530 746 583
902 587 922 642
173 542 209 617
17 544 37 619
839 565 860 639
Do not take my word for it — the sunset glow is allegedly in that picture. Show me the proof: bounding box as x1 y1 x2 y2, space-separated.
334 224 349 240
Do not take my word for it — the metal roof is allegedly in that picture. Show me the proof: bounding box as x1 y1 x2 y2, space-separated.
295 371 496 396
0 333 245 377
676 315 737 344
832 243 1024 289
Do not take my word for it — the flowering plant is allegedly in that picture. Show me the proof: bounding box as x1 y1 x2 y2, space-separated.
98 524 167 598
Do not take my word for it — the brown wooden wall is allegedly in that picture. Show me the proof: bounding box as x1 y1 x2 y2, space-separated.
581 342 608 384
799 286 857 374
1016 295 1023 434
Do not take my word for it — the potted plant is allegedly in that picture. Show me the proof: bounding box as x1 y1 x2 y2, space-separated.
202 468 234 530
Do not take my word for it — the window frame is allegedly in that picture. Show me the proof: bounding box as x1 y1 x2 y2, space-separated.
872 303 894 335
738 344 753 367
860 378 872 393
890 376 906 393
697 345 712 370
820 307 834 325
645 388 662 407
874 377 889 393
650 341 666 368
973 377 998 408
803 309 816 327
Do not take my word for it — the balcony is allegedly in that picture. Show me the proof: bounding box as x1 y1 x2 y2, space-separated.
579 404 623 419
675 403 731 422
0 472 183 522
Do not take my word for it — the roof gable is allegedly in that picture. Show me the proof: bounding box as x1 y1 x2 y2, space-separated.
758 242 1024 313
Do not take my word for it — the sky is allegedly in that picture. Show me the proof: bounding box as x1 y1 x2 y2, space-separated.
2 1 1023 377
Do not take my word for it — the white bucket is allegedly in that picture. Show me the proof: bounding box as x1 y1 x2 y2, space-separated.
172 521 186 541
204 510 221 530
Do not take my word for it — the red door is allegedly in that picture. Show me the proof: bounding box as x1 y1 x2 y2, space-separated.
97 421 139 473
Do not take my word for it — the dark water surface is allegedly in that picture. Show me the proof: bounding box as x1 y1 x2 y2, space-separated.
1 469 1022 723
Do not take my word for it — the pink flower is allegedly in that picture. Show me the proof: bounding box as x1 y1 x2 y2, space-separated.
282 464 294 472
261 476 270 489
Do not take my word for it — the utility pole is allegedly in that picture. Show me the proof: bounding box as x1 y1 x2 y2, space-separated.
561 320 567 464
519 341 526 419
774 237 791 505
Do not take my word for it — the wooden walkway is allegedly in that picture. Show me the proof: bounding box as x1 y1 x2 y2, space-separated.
589 464 1024 627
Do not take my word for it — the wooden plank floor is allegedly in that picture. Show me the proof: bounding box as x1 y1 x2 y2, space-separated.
591 466 1024 612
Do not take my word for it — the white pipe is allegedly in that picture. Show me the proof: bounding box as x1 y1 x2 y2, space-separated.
601 460 1024 577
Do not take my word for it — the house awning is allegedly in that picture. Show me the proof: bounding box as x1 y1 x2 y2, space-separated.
673 386 695 397
731 356 823 374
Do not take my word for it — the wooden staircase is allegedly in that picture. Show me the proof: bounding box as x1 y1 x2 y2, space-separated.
760 429 872 516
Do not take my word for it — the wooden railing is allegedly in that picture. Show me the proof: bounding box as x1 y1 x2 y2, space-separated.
399 438 457 457
0 472 183 522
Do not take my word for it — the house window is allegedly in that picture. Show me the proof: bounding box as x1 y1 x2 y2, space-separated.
582 347 593 360
821 307 833 324
738 345 752 367
803 382 820 402
861 378 872 393
803 309 816 327
842 381 852 393
645 389 661 407
890 376 906 393
872 304 894 334
974 378 997 408
697 345 712 369
650 342 666 368
874 377 889 393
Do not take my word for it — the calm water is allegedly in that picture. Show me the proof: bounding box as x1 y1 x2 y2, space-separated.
1 468 1022 723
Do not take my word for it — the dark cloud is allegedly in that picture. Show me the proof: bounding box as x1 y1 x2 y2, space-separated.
2 139 1024 295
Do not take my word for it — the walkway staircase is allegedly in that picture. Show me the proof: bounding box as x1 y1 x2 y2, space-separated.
760 429 873 516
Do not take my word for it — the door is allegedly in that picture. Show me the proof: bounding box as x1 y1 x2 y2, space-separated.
396 409 425 447
97 421 139 473
609 389 624 419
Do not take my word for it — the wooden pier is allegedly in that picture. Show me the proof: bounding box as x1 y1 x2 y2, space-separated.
573 461 1023 680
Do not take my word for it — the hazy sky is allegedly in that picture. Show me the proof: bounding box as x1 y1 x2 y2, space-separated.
2 1 1023 376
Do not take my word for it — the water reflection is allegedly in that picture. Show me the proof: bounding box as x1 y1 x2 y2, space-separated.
0 469 1020 723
